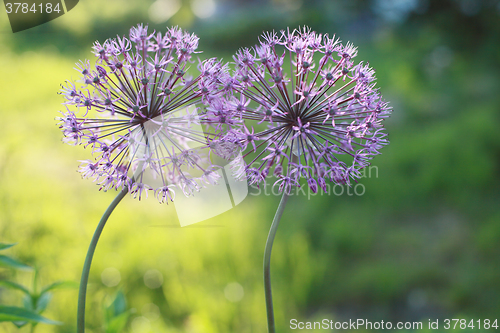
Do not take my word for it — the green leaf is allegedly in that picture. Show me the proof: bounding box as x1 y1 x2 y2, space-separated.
23 294 34 311
110 291 127 316
35 292 52 313
0 243 16 251
0 280 31 295
0 255 32 270
12 320 28 328
0 306 61 325
39 281 77 296
105 311 130 333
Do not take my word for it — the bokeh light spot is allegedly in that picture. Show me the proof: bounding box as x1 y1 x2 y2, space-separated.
101 267 121 287
148 0 181 24
191 0 216 19
141 303 161 321
143 269 164 289
224 282 244 302
131 316 151 333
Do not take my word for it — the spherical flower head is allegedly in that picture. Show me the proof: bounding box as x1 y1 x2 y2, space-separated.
226 27 392 194
58 24 230 202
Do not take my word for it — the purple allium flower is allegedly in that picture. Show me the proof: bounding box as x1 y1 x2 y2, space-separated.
223 27 392 193
58 24 230 202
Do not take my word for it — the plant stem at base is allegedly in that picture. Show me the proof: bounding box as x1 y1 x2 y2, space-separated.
77 187 129 333
263 188 290 333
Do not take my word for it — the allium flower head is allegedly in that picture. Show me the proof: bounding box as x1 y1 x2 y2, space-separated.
225 27 392 193
58 24 230 202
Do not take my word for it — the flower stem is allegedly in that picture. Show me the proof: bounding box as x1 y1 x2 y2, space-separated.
263 188 290 333
77 187 129 333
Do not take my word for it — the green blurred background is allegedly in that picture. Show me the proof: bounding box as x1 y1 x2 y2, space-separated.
1 0 500 332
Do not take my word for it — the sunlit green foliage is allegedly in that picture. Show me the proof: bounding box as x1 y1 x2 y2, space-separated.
0 243 75 330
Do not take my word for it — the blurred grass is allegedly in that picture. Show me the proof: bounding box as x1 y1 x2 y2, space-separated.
1 0 500 332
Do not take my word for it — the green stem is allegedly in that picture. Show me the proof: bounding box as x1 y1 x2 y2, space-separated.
263 188 291 333
77 187 129 333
